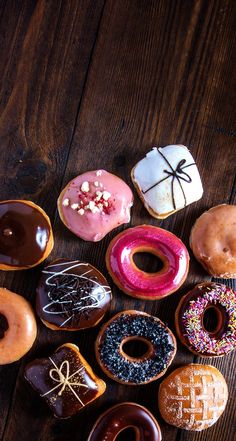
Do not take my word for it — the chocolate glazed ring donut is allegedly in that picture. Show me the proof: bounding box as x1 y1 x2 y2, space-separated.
88 402 162 441
0 200 54 270
95 310 176 385
175 282 236 357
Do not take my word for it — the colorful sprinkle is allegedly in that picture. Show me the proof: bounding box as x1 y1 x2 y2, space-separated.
182 284 236 355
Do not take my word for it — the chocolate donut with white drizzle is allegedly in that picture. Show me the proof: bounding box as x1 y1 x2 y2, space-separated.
36 259 112 330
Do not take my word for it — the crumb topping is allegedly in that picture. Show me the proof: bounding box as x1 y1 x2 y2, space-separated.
62 198 70 207
81 181 90 192
63 178 114 216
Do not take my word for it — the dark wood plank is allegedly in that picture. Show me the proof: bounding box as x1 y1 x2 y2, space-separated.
51 1 235 440
0 0 105 439
0 1 236 440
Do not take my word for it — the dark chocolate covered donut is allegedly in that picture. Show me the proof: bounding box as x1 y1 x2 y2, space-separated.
24 343 106 418
36 259 112 330
0 200 53 269
88 402 162 441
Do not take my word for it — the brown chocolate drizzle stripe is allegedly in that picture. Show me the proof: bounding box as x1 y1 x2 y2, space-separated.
142 148 195 210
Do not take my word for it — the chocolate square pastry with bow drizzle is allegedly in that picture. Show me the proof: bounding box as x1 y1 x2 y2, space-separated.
36 259 111 330
24 343 106 418
131 145 203 219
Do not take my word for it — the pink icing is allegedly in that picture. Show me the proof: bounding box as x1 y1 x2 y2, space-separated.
59 170 133 241
106 225 189 299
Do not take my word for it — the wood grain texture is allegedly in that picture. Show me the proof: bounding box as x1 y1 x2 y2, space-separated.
0 0 105 439
0 0 235 440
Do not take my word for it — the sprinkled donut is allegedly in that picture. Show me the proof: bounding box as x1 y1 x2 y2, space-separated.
95 310 176 385
88 402 162 441
175 282 236 357
106 225 189 300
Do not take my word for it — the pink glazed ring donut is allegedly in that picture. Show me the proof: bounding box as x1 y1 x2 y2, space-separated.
106 225 189 300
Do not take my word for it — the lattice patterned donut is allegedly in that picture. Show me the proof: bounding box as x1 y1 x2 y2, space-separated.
158 364 228 431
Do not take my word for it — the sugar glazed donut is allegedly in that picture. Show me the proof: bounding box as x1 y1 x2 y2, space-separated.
175 282 236 357
106 225 189 300
158 364 228 431
88 402 162 441
58 170 133 241
36 259 112 330
190 204 236 278
95 311 176 385
0 288 37 364
0 200 54 270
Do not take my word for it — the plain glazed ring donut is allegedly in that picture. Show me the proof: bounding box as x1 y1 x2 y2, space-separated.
88 402 162 441
175 282 236 357
0 288 37 364
190 204 236 278
95 310 176 385
106 225 189 299
0 200 54 270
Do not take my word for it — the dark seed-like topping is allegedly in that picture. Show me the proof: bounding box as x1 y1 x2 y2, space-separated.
98 313 175 384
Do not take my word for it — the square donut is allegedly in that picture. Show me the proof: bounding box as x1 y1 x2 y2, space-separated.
131 145 203 219
24 343 106 418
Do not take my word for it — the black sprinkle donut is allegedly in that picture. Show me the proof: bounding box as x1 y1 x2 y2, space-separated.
95 310 176 385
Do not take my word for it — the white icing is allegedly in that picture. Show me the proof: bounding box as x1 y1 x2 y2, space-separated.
133 145 203 215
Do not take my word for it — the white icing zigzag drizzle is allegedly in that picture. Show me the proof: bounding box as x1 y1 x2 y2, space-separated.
42 260 111 327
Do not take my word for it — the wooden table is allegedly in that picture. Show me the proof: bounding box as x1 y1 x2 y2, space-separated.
0 1 235 440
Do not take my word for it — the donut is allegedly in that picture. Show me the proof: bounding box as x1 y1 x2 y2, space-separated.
0 200 54 270
190 204 236 278
95 310 176 385
57 170 133 241
88 402 162 441
175 282 236 357
158 364 228 431
24 343 106 418
105 225 189 300
0 288 37 364
131 145 203 219
36 259 112 330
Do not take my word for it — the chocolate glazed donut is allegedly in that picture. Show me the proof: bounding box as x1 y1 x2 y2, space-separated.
88 402 162 441
0 200 53 270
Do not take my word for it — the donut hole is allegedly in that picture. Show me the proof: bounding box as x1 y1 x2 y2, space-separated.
115 427 136 440
121 337 152 360
133 251 164 273
0 313 8 338
202 306 224 335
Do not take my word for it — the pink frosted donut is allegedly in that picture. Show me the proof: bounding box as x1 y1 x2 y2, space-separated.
58 170 133 242
106 225 189 300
